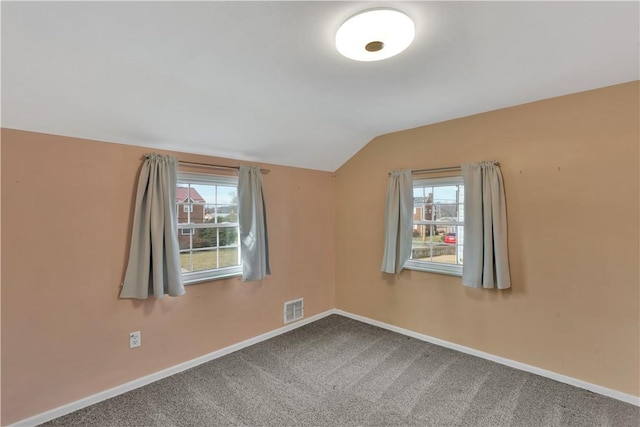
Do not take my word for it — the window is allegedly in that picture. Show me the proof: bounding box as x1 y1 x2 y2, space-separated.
405 176 464 276
176 172 241 283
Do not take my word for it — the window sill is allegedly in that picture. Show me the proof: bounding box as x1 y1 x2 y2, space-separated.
404 260 462 277
183 266 243 285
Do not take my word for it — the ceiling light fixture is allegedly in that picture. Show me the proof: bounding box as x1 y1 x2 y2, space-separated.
336 8 415 62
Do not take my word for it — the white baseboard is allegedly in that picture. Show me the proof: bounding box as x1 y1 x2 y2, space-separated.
11 308 639 426
9 309 337 427
334 309 640 407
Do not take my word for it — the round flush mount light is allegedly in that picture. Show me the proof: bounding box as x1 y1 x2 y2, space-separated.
336 8 415 61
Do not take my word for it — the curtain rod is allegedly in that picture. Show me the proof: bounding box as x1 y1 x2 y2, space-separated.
389 162 499 176
178 160 270 175
413 165 462 174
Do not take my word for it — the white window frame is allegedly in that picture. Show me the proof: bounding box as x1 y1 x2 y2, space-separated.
177 172 242 284
183 204 193 213
405 175 464 277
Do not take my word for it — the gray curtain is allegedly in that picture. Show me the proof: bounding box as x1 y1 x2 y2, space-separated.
238 165 270 281
381 169 413 274
461 161 511 289
120 154 185 299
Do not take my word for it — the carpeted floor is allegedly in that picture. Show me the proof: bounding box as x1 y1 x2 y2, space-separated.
42 315 639 426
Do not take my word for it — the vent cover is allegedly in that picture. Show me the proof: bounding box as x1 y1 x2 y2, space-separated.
284 298 304 324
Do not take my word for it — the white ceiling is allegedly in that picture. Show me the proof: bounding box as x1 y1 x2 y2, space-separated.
2 1 638 172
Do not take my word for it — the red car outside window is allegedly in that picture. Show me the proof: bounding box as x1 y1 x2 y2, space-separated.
444 233 456 244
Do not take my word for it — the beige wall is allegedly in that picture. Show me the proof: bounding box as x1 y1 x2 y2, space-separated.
335 82 639 397
0 129 336 424
2 82 638 424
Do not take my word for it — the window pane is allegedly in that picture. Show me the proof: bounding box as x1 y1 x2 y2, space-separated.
433 185 458 203
190 203 205 223
431 244 457 264
435 225 463 265
193 227 218 249
412 225 434 260
219 227 239 247
203 204 217 223
178 230 192 250
191 184 215 204
181 249 218 272
411 231 432 261
423 203 434 221
434 225 448 237
219 247 240 268
217 186 238 205
180 251 194 272
216 205 238 223
413 188 433 213
434 203 459 221
176 203 190 224
412 224 431 244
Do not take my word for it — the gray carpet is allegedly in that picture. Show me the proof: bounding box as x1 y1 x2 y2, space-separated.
42 315 639 426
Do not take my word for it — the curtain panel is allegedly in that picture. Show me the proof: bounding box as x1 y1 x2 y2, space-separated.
461 161 511 289
238 165 271 281
120 154 185 299
381 169 414 274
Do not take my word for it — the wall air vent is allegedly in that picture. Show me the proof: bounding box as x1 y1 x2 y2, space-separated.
284 298 304 324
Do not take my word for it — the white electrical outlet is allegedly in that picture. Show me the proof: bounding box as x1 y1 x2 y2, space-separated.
129 331 141 348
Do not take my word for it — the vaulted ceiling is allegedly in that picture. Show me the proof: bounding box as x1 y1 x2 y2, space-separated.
2 1 638 171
